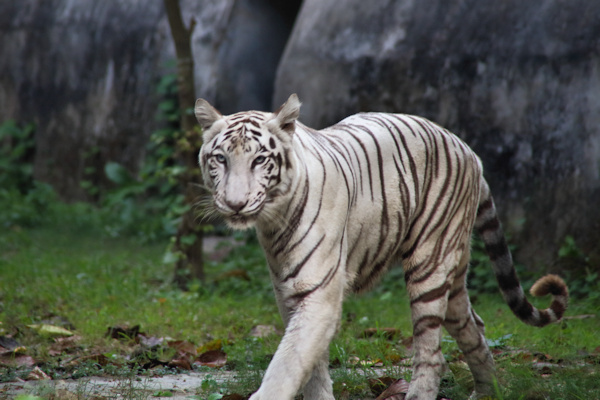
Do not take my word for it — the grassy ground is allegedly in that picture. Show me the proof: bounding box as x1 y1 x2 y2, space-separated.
1 217 599 400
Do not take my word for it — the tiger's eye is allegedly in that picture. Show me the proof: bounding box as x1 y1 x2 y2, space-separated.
254 156 267 165
215 154 226 163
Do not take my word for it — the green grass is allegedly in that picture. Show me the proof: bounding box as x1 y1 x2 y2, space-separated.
1 217 599 400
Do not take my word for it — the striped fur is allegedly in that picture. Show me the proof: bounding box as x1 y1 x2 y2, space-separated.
195 94 568 400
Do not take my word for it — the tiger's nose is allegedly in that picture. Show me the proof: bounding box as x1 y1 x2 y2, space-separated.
226 200 247 213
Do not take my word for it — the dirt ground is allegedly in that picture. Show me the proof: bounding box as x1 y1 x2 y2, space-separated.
0 370 236 399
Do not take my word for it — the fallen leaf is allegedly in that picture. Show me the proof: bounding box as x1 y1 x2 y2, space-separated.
369 376 397 397
194 349 227 368
249 325 280 338
48 335 83 356
197 339 223 354
138 334 164 348
167 340 197 356
347 356 361 365
0 353 35 368
361 327 403 340
65 353 110 367
374 378 409 400
0 335 21 351
26 366 51 381
168 356 192 370
27 324 74 338
400 336 413 350
384 354 403 365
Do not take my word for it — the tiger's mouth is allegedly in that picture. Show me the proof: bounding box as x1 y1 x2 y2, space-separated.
225 212 258 230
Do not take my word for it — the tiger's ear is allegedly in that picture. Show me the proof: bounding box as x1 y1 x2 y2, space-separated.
195 98 222 129
270 93 301 136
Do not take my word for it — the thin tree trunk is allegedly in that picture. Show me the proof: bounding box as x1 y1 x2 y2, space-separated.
163 0 204 287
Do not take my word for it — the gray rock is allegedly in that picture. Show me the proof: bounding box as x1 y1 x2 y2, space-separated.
0 0 299 199
275 0 600 268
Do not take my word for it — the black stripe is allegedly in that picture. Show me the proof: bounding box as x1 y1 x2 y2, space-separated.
496 268 521 292
551 300 567 317
462 337 484 356
477 198 493 217
485 237 510 261
413 315 444 336
271 175 310 255
353 122 390 255
509 297 534 320
478 216 500 233
343 128 376 201
388 116 421 201
287 232 345 303
282 235 325 282
410 282 451 305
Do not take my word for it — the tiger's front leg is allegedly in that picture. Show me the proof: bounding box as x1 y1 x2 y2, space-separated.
249 267 344 400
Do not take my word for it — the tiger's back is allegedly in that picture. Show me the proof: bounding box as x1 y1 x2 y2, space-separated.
272 112 482 296
195 94 568 400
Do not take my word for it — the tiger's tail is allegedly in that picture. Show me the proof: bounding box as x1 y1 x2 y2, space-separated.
474 181 568 327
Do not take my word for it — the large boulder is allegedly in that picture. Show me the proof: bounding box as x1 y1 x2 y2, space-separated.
275 0 600 269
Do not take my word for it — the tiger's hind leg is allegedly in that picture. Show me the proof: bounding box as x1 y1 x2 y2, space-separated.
443 262 495 399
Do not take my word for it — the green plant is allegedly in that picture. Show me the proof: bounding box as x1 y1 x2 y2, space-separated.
95 71 193 243
0 120 60 230
557 235 599 301
0 120 36 191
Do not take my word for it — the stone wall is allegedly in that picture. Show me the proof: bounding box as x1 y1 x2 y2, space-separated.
274 0 600 269
0 0 299 199
1 0 598 268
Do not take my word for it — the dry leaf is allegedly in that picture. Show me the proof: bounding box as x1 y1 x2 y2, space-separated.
369 376 397 397
194 349 227 368
48 335 83 356
197 338 223 354
138 334 164 348
167 340 197 356
27 324 74 338
400 336 413 350
374 378 409 400
65 353 109 367
361 327 403 340
168 356 192 370
0 353 35 368
0 335 21 351
27 366 51 381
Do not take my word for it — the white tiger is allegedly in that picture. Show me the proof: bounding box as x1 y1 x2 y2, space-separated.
195 94 568 400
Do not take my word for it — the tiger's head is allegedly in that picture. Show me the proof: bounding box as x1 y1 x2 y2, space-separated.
195 94 301 230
